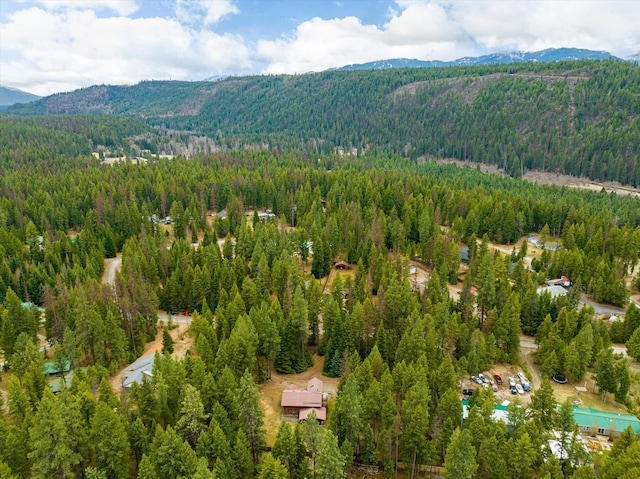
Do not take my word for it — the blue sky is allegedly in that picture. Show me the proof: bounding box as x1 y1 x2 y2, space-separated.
1 0 639 96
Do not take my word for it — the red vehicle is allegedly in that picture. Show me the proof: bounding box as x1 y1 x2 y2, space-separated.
182 311 191 316
493 374 503 385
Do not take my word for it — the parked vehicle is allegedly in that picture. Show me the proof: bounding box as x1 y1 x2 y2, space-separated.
490 380 498 392
522 382 531 392
510 385 517 394
462 389 475 396
493 374 503 385
509 377 516 388
471 376 482 384
517 372 527 383
478 373 489 383
516 384 524 394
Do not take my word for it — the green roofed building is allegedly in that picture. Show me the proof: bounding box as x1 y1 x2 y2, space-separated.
42 359 71 375
572 406 640 438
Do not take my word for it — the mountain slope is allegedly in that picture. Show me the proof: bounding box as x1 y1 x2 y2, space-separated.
6 60 640 186
336 48 617 70
0 86 41 107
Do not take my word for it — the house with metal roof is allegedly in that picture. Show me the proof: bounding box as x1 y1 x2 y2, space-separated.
572 406 640 438
122 354 156 389
281 378 326 423
42 358 71 375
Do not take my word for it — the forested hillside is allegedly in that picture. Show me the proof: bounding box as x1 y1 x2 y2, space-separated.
1 119 640 478
8 60 640 186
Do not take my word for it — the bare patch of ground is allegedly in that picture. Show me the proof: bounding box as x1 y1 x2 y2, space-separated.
101 156 148 165
259 354 340 447
433 158 640 199
102 255 122 286
321 267 356 294
394 72 589 105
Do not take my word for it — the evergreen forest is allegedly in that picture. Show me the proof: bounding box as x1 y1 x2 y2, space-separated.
1 62 640 478
7 59 640 186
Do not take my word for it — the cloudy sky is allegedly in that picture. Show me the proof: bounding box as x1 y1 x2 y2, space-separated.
1 0 639 96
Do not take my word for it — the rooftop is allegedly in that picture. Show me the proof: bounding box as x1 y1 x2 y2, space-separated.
42 358 71 375
572 406 640 433
122 354 156 389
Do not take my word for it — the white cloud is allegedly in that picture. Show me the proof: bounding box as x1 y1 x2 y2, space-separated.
175 0 239 26
257 0 640 75
0 6 250 95
2 0 640 96
16 0 139 16
448 0 640 56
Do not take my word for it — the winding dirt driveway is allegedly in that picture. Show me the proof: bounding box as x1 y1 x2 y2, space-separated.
102 255 122 287
519 335 542 390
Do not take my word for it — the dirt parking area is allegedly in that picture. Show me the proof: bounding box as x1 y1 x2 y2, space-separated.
461 363 535 405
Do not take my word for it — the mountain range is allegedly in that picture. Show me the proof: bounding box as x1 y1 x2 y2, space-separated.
0 86 41 109
335 47 618 71
4 58 640 187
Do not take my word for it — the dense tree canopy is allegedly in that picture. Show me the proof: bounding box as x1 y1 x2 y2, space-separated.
0 112 639 477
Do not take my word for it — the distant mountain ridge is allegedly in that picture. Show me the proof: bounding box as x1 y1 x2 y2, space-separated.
335 47 618 71
6 59 640 187
0 86 41 108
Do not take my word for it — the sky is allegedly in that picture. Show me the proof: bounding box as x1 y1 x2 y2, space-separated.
1 0 639 96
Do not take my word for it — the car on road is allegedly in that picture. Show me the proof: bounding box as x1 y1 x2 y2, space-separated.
490 380 498 392
515 384 524 395
553 374 568 384
493 374 503 385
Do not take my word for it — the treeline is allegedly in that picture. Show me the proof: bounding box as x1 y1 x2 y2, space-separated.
7 60 640 185
1 150 640 477
0 115 151 172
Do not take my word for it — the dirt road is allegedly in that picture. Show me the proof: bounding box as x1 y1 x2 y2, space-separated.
102 255 122 287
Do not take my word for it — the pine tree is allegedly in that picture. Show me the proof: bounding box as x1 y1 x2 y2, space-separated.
444 428 478 479
257 453 288 479
162 328 174 355
400 378 432 477
91 402 130 479
626 326 640 361
596 348 617 402
529 379 558 430
476 238 496 327
237 369 265 464
176 384 208 449
614 358 631 403
315 430 345 479
28 389 82 479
